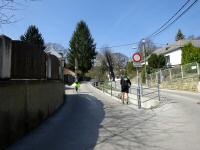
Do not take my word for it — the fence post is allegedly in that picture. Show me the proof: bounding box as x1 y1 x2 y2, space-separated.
102 82 104 93
169 68 172 80
140 84 143 97
197 62 200 76
181 65 184 78
110 81 112 96
136 68 141 109
137 86 141 109
158 83 160 101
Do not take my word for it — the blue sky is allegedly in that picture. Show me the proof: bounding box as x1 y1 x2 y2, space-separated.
1 0 200 57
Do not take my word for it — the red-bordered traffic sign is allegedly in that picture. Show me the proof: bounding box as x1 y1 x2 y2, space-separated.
132 53 142 62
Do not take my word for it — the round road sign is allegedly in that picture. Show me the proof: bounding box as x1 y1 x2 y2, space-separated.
132 53 142 62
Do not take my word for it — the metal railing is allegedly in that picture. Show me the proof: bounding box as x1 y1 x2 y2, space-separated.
148 62 200 84
92 80 161 109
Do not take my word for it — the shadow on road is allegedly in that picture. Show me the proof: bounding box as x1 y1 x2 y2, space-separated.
8 93 105 150
95 101 187 150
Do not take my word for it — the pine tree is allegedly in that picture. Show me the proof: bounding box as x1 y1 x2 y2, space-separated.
175 29 185 41
67 20 97 75
20 25 45 50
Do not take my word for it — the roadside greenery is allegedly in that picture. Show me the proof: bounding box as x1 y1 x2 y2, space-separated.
182 43 200 64
126 61 136 79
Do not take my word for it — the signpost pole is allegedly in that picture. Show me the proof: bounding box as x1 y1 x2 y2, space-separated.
137 68 141 109
132 52 142 109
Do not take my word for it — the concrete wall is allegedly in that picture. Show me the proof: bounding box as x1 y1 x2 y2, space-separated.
11 40 47 79
0 35 12 79
0 35 63 80
0 80 64 149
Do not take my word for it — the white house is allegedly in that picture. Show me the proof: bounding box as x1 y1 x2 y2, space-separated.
154 40 200 66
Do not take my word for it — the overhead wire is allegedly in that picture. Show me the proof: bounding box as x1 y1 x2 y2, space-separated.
96 0 198 50
148 0 191 38
96 42 139 50
149 0 198 38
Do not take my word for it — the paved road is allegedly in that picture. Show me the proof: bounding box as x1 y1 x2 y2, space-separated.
8 83 200 150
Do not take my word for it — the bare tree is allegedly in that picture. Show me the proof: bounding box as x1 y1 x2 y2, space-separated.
138 38 157 57
101 48 115 81
0 0 37 25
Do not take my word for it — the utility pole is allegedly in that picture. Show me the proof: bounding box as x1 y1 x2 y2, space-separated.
142 39 147 85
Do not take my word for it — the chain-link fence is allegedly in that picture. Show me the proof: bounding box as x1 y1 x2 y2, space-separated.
148 62 200 84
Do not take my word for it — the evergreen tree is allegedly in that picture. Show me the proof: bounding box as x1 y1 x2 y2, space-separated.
20 25 45 50
175 29 185 41
148 54 166 69
148 54 158 68
67 20 97 75
157 54 166 68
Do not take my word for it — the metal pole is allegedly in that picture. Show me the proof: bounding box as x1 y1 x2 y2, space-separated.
137 68 141 109
142 39 147 85
158 83 160 101
140 84 143 97
181 65 184 78
169 68 172 80
197 62 200 76
103 82 104 93
110 81 112 96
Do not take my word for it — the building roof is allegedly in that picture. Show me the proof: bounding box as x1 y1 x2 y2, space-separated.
154 40 200 55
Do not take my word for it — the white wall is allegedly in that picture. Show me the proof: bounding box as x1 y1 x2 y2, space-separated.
165 49 182 65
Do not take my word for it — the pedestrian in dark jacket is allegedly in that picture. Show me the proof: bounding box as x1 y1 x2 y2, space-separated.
120 75 131 104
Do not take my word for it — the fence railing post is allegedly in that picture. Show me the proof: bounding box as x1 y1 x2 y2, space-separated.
197 62 200 76
137 86 141 109
103 82 104 93
140 85 143 97
110 81 112 96
181 65 184 78
158 83 160 101
169 68 172 80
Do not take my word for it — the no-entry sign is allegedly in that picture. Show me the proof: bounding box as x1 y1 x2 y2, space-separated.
132 53 142 62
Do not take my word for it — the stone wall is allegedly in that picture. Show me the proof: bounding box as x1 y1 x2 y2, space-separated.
160 77 199 92
0 80 64 149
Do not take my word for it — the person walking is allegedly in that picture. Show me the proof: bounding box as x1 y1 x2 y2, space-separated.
75 81 80 93
120 75 131 104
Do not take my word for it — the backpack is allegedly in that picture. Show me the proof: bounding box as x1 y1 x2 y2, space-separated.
121 77 129 87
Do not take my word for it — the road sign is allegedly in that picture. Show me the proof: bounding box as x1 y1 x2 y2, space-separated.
132 53 142 63
133 62 142 68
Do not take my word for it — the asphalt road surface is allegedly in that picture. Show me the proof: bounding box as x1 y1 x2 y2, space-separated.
8 83 200 150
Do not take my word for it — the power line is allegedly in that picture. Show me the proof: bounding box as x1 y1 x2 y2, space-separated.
96 0 198 50
149 0 191 38
149 0 198 38
96 42 139 50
